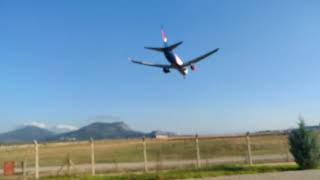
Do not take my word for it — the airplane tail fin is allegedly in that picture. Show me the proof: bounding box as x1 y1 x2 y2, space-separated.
161 27 168 45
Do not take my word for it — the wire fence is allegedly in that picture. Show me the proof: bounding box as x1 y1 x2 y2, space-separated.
0 133 292 179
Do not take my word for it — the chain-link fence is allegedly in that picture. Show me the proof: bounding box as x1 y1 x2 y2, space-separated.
0 133 292 179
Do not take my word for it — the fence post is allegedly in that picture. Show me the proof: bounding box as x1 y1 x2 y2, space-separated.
195 134 201 168
22 160 27 180
34 140 39 179
67 153 71 175
285 137 291 162
90 138 96 176
246 132 253 165
143 136 148 172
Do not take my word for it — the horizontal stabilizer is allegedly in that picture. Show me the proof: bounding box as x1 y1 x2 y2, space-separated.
144 47 165 52
144 41 183 52
167 41 183 50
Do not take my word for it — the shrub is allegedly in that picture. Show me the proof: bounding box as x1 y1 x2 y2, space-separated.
289 118 320 169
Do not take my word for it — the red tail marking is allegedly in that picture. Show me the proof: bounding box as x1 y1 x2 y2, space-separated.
161 29 167 43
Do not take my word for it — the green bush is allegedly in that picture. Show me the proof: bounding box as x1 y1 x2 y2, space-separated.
289 119 320 169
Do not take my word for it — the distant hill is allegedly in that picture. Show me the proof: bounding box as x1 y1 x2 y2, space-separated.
53 122 146 140
0 121 177 143
149 130 176 137
48 124 79 134
0 126 55 143
254 125 320 135
2 121 320 143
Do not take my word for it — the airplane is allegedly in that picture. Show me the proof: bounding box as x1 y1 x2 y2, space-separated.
129 28 219 77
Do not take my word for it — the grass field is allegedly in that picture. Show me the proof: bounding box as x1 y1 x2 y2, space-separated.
42 164 298 180
0 134 289 168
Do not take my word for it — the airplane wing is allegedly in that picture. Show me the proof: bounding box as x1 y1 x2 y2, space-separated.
182 48 219 67
129 57 173 68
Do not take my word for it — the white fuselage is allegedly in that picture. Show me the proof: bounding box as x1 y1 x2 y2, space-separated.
163 49 188 76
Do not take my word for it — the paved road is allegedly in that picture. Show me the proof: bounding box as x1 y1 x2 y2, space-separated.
185 169 320 180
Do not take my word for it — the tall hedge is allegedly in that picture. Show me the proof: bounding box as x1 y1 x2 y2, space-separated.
289 119 320 169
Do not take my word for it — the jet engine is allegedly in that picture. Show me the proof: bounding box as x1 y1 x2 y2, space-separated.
163 67 170 73
190 64 196 71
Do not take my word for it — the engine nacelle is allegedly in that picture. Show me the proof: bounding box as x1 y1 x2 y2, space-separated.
190 64 196 71
163 67 170 73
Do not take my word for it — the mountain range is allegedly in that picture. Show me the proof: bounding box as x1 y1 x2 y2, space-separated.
0 126 55 143
0 122 175 143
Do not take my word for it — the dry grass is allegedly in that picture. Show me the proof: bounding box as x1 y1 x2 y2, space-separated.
43 164 298 180
0 134 289 168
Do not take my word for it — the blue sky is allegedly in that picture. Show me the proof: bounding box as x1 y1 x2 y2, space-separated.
0 0 320 134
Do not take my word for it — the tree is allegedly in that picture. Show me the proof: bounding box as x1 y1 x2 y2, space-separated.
289 118 320 169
